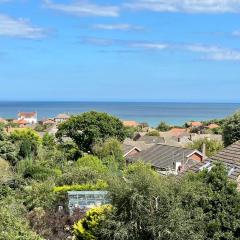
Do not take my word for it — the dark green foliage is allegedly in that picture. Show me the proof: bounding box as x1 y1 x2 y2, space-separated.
146 130 160 136
56 111 126 153
97 162 240 240
42 133 56 149
93 138 125 170
156 121 172 131
223 111 240 146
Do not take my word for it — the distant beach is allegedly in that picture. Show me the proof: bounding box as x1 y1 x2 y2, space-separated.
0 102 239 127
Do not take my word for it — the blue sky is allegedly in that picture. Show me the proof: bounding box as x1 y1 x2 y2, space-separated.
1 0 240 102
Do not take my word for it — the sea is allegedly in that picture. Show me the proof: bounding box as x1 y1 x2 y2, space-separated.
0 102 239 127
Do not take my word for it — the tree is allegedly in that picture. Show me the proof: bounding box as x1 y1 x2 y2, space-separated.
42 133 56 149
223 111 240 146
0 126 18 164
93 138 125 170
146 130 160 136
0 196 43 240
56 111 126 153
156 121 171 132
187 138 223 157
10 128 41 159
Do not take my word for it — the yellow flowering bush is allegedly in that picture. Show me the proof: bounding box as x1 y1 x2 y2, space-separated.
73 204 112 240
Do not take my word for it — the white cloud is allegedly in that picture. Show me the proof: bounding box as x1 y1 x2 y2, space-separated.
0 14 47 39
81 36 240 61
183 44 240 61
44 0 119 17
125 0 240 13
91 23 144 31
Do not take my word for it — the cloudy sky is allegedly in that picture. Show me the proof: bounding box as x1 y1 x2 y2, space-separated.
1 0 240 102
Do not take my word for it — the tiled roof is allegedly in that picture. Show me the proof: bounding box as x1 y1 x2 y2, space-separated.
136 135 165 144
207 123 220 129
167 128 188 137
122 120 139 127
185 141 240 180
129 143 200 170
55 113 70 119
190 121 203 127
122 144 141 157
18 112 37 118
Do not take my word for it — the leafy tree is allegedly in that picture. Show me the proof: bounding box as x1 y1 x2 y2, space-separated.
93 138 125 169
56 111 126 153
223 111 240 146
0 126 18 164
42 133 56 149
156 121 171 132
187 138 223 157
10 128 41 159
0 196 43 240
57 140 82 161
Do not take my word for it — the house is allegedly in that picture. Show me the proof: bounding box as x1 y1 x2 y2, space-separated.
207 123 220 129
54 113 70 123
13 119 28 127
122 144 141 158
185 141 240 184
122 120 139 128
128 143 204 175
134 134 165 144
0 118 7 124
167 128 188 137
41 118 55 125
18 112 37 124
189 121 203 128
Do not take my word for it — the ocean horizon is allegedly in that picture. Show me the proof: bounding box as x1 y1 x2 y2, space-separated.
0 101 239 127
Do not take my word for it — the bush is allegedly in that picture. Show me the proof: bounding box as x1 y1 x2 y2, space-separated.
146 130 160 136
156 121 171 132
53 180 108 193
73 205 112 240
223 111 240 146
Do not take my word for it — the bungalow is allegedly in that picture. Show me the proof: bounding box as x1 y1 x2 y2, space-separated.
122 120 139 128
18 112 37 124
189 121 203 128
54 113 70 123
185 141 240 187
128 143 205 175
122 144 141 158
206 123 220 129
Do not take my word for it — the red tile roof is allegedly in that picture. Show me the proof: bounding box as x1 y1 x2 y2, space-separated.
168 128 187 137
18 112 37 118
190 121 202 127
207 123 220 129
122 120 139 127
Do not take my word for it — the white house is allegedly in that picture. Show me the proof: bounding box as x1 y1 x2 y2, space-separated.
18 112 37 124
54 113 70 123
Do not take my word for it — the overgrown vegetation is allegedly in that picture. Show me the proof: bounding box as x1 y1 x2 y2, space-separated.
0 111 240 240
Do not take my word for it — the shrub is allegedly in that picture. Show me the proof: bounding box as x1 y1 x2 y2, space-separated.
73 205 112 240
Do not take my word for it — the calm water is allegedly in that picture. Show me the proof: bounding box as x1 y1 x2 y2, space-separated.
0 102 239 127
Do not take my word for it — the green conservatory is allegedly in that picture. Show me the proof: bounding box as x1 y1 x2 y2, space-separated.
68 191 110 213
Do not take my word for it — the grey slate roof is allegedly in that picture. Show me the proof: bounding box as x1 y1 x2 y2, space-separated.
136 135 165 144
186 141 240 180
122 144 140 156
129 143 198 170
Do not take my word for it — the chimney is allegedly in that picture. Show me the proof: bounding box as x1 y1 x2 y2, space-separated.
201 143 206 160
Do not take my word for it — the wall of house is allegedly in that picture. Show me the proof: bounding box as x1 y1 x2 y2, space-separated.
189 153 203 162
125 149 140 158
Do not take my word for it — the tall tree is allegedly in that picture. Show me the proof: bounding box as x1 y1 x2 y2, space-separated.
56 111 126 153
